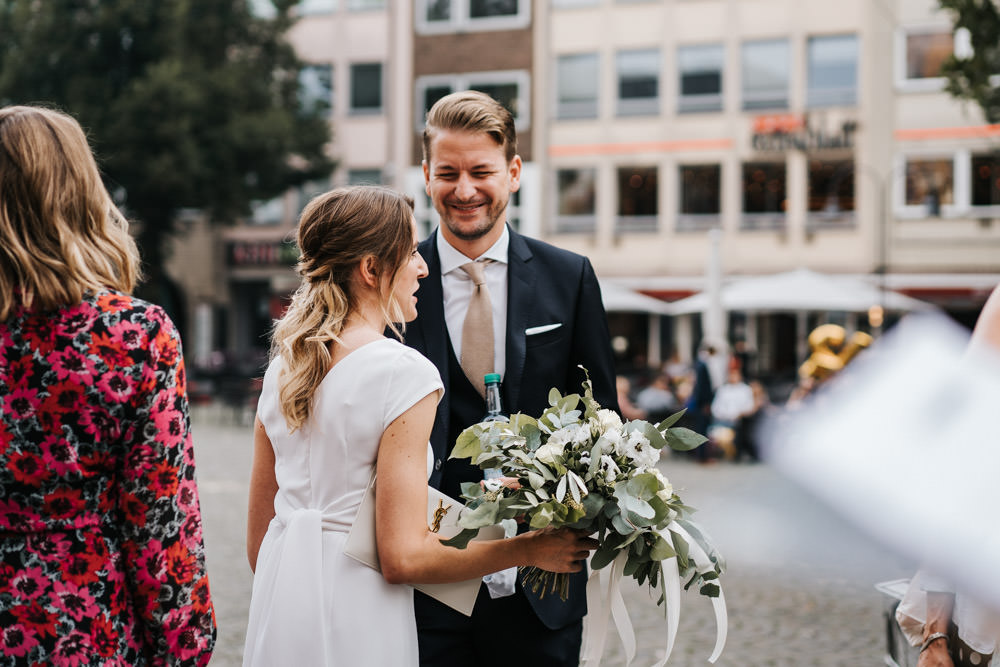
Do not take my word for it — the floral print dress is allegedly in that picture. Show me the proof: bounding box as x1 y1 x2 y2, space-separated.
0 291 216 666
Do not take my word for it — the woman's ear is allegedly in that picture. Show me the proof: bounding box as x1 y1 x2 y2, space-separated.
358 255 380 289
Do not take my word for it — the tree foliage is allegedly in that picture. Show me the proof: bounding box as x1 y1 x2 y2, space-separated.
0 0 333 274
939 0 1000 123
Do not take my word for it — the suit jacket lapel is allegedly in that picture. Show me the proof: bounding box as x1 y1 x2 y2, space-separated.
415 231 451 460
504 228 534 411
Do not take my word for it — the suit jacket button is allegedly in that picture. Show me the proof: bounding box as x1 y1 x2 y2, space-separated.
434 458 442 471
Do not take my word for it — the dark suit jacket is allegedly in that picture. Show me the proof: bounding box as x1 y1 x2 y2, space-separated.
404 226 619 630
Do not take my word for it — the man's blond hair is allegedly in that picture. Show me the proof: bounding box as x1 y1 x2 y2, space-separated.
422 90 518 163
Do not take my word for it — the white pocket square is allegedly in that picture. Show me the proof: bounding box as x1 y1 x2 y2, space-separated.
525 323 562 336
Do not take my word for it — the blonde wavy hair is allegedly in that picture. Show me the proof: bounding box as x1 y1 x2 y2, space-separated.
272 185 415 432
0 105 140 319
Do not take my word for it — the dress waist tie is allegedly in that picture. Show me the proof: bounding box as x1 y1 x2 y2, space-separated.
244 508 329 667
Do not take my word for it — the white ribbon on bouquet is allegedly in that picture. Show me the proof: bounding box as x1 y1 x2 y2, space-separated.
580 521 727 666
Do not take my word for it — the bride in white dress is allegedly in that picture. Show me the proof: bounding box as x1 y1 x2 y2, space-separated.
243 186 596 666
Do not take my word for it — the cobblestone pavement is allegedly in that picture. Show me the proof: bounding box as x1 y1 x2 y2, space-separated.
191 410 916 666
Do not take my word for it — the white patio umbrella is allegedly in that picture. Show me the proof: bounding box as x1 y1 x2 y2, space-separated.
666 268 934 315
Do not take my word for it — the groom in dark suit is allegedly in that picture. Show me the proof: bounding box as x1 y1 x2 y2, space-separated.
405 90 619 666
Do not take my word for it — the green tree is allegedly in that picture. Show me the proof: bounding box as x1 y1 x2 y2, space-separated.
0 0 333 317
939 0 1000 123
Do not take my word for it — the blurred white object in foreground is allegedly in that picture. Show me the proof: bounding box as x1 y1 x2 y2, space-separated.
762 312 1000 609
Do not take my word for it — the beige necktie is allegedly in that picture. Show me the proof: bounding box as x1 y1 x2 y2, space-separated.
459 260 494 398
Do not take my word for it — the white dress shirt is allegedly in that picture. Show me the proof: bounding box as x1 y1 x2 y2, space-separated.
436 227 509 380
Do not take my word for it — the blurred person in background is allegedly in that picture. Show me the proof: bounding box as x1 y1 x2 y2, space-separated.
616 375 647 421
0 106 215 664
635 373 678 424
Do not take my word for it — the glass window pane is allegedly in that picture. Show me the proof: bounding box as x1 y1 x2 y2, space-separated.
351 63 382 112
808 160 855 213
678 44 723 112
617 49 659 115
742 40 789 110
299 64 333 118
348 0 386 8
470 0 518 18
471 82 520 119
807 35 858 107
743 163 786 213
558 53 599 119
905 159 954 208
906 32 953 80
617 166 658 217
423 84 453 119
558 169 596 215
425 0 451 21
971 155 1000 207
680 165 721 214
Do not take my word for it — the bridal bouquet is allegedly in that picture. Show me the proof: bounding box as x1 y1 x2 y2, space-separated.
442 370 725 608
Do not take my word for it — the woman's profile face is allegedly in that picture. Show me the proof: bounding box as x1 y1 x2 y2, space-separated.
390 217 428 323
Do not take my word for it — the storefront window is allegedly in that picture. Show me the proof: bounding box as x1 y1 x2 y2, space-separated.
742 162 786 229
616 166 658 232
678 164 721 231
555 168 597 233
808 160 855 224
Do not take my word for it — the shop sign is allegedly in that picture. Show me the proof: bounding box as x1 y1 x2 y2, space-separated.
751 113 857 152
227 240 299 267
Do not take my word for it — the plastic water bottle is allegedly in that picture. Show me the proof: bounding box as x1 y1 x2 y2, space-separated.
482 372 507 480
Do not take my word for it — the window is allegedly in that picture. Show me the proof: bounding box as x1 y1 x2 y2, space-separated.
742 162 786 229
555 168 597 233
298 0 336 14
348 0 386 9
414 71 531 131
807 35 858 107
971 154 1000 208
903 158 952 214
807 160 855 225
906 31 952 80
742 39 789 110
616 166 658 232
678 44 723 113
617 49 660 116
350 63 383 114
678 165 721 231
416 0 529 34
557 53 599 119
347 168 383 185
299 64 333 118
552 0 599 6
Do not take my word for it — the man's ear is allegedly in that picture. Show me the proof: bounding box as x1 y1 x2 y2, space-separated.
422 160 431 195
508 154 522 193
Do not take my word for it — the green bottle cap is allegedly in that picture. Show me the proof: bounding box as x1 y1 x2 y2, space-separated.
484 373 501 384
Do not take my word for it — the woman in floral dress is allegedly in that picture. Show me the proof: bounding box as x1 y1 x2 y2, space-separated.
0 105 216 665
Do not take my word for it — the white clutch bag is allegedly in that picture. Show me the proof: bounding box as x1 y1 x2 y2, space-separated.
344 471 504 616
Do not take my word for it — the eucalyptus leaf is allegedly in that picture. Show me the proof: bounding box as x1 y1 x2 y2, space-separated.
664 427 708 452
649 535 676 561
529 503 554 530
556 475 568 502
655 409 686 431
526 471 545 490
440 528 479 549
548 387 563 406
451 427 484 460
700 583 721 598
590 543 619 570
